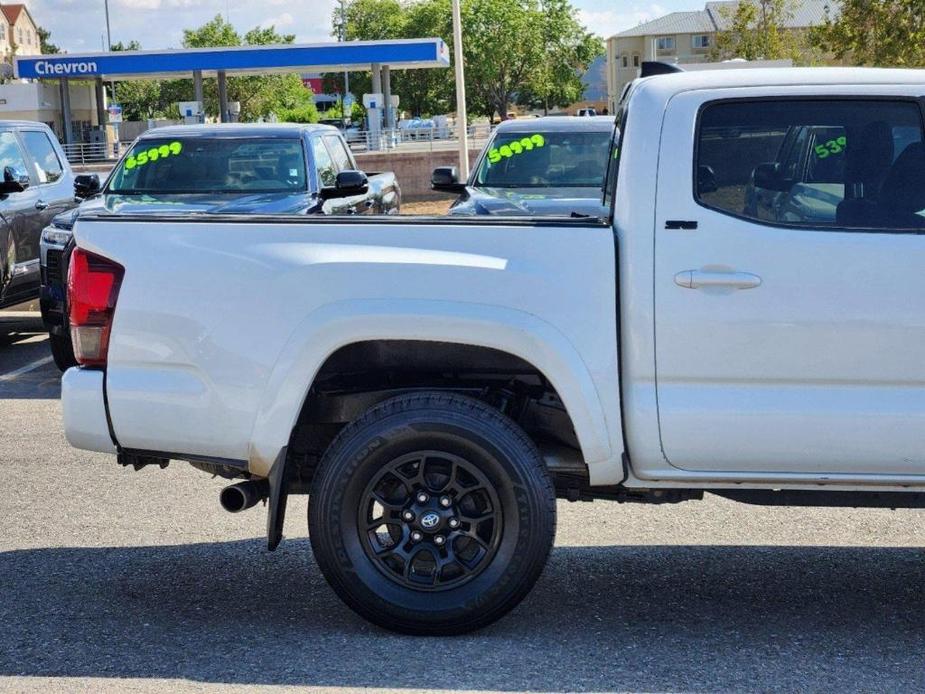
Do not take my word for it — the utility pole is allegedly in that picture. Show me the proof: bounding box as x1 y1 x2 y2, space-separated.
451 0 469 178
339 0 350 126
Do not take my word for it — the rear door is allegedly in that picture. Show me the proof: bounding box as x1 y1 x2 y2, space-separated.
309 135 352 216
654 87 925 478
19 128 74 226
0 129 42 303
323 133 375 214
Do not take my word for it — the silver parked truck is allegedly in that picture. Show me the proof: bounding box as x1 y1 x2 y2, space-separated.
60 68 925 634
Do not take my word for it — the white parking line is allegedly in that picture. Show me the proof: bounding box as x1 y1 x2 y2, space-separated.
0 355 54 382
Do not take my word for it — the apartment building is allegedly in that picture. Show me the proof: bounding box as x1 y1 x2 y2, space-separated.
606 0 829 110
0 4 41 58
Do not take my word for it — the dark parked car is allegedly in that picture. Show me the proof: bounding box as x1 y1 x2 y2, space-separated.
40 123 401 370
431 116 614 218
0 121 79 310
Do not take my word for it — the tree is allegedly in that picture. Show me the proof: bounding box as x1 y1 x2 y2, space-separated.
333 0 599 120
517 0 604 114
810 0 925 67
327 0 453 117
182 15 314 122
37 26 59 54
461 0 545 118
111 41 174 120
711 0 803 62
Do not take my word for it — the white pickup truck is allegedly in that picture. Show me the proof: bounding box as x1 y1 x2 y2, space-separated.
62 68 925 635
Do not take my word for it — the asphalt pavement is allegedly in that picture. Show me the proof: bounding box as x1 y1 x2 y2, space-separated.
2 309 925 693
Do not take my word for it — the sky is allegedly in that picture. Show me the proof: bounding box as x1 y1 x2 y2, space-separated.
30 0 686 54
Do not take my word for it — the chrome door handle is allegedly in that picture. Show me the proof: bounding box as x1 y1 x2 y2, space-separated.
35 200 48 210
675 270 762 290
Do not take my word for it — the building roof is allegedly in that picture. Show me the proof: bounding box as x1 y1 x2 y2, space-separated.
614 0 834 38
2 4 25 25
616 11 715 38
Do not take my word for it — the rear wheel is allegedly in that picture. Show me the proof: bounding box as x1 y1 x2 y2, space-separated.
308 392 556 634
49 332 77 371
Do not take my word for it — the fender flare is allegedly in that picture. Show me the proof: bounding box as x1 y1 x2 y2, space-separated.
247 298 616 480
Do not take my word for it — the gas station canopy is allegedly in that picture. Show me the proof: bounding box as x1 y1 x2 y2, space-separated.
14 38 450 80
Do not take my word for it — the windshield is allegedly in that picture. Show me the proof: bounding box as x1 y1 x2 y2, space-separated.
475 130 611 188
108 137 307 194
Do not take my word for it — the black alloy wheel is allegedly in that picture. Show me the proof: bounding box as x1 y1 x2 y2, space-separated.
309 391 556 635
359 450 502 591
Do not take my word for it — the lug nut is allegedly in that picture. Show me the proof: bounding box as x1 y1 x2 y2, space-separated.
402 510 415 522
433 535 446 546
410 530 423 542
439 496 452 508
416 492 429 503
448 518 460 529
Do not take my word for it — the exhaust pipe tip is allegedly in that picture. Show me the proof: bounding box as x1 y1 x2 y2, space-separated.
220 479 269 513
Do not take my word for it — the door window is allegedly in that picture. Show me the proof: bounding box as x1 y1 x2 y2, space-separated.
695 99 925 230
323 135 355 172
310 138 337 187
20 130 64 183
0 131 30 182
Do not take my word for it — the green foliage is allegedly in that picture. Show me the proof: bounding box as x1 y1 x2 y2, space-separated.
276 102 321 123
324 100 367 123
711 0 808 62
810 0 925 67
461 0 544 118
333 0 600 119
183 16 307 121
516 0 604 113
110 17 314 122
37 26 59 54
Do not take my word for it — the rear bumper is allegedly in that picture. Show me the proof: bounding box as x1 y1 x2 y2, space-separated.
62 368 116 453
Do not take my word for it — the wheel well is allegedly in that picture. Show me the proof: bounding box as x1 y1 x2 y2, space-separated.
285 340 586 491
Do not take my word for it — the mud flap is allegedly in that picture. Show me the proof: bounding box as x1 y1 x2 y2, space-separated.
266 447 289 551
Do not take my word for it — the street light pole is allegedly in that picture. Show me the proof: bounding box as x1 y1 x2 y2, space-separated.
104 0 112 51
339 0 350 126
451 0 469 178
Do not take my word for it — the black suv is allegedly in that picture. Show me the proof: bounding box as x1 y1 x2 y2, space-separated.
0 121 80 311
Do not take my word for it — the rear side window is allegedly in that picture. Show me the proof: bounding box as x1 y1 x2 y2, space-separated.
696 100 925 230
0 131 29 180
311 138 336 187
323 135 355 172
21 130 63 183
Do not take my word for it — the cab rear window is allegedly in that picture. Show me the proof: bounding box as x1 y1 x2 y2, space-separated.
108 137 306 194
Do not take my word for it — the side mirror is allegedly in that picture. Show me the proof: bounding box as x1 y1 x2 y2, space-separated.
752 162 792 192
319 170 368 200
431 166 466 193
697 165 717 194
0 165 29 194
74 173 101 198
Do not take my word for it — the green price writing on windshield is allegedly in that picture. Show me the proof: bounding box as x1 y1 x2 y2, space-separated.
487 134 545 164
814 136 846 159
124 141 183 170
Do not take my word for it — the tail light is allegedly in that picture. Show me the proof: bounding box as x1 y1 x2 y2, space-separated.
67 248 124 367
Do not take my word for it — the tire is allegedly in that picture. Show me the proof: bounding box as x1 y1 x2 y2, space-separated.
49 332 77 371
309 391 556 635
